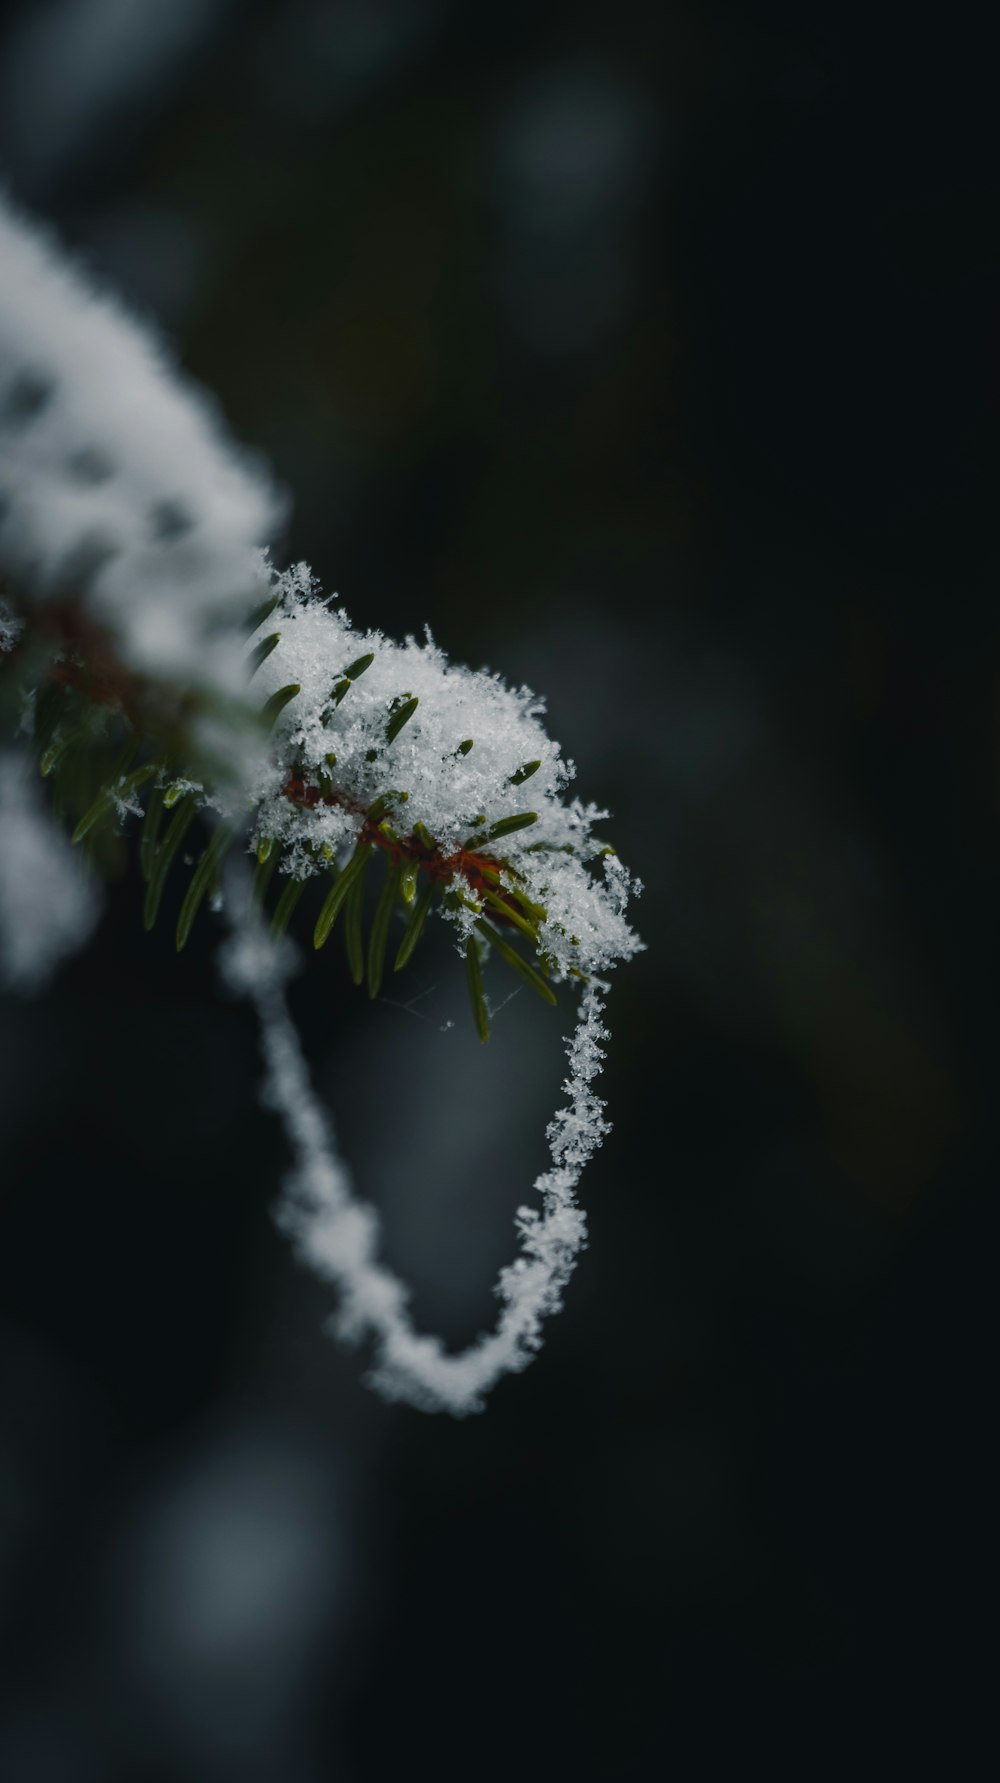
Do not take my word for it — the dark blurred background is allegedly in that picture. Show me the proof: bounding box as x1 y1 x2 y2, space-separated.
1 2 996 1776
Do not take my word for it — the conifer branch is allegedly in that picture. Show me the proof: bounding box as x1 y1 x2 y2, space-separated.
0 190 644 1412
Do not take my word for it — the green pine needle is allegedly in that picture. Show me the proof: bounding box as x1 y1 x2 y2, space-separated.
367 789 408 823
399 858 419 905
480 886 539 944
260 684 300 732
465 935 490 1043
462 810 539 849
253 841 280 906
40 732 72 778
143 794 198 931
176 824 234 950
476 917 557 1007
394 878 435 972
367 859 402 999
509 760 541 786
72 761 157 845
139 783 165 880
386 695 419 744
33 682 67 757
271 874 306 938
246 593 279 632
313 843 372 950
343 854 370 984
247 631 281 677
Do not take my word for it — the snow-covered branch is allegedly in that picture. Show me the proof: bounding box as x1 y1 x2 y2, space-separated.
0 189 281 699
0 191 643 1413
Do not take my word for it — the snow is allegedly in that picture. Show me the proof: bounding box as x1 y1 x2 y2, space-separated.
0 191 281 704
248 565 644 980
221 892 613 1416
0 748 99 991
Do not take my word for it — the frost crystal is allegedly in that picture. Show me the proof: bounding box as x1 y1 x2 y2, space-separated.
222 899 614 1416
